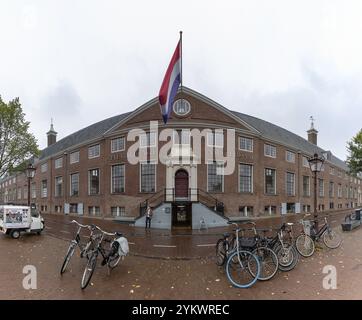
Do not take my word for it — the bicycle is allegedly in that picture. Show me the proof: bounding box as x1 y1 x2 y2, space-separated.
60 220 96 275
81 225 128 289
224 222 261 288
295 214 342 257
257 223 299 273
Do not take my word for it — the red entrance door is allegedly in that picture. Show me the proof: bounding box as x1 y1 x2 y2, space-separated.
175 170 189 198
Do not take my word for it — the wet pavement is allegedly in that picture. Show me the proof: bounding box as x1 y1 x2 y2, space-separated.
1 210 362 299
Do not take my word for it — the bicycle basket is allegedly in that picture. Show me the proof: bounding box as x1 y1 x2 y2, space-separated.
114 236 129 256
239 237 256 248
303 220 312 236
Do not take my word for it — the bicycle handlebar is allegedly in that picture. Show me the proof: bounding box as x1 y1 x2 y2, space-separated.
71 220 90 229
94 225 118 237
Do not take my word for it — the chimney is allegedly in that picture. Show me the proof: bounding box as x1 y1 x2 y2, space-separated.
307 116 318 145
46 119 57 147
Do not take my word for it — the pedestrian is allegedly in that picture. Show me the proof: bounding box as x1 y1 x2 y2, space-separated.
145 205 153 229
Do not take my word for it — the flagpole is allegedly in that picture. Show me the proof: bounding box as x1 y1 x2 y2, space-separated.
179 30 183 90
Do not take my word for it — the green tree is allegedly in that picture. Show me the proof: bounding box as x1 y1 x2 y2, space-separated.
347 129 362 175
0 96 39 178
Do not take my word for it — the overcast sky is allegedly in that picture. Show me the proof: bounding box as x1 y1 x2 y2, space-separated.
1 0 362 161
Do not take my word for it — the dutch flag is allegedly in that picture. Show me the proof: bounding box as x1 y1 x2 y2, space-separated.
159 39 181 124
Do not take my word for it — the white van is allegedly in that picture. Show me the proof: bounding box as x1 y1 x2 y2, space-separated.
0 205 44 239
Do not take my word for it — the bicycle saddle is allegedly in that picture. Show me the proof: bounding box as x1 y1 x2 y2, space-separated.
115 232 123 237
223 232 230 238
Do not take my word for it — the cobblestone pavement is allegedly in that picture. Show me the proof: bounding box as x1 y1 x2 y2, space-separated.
1 211 362 299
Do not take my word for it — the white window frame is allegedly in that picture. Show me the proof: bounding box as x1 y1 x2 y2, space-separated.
239 136 253 152
207 161 224 193
286 172 296 196
88 168 100 195
139 161 157 193
111 137 125 153
54 157 63 169
172 129 191 145
41 162 48 173
303 175 311 197
54 176 63 197
207 131 224 148
239 163 253 193
70 172 79 197
69 151 80 164
111 164 125 193
264 144 276 158
140 132 157 148
286 151 295 163
264 168 276 195
88 144 100 159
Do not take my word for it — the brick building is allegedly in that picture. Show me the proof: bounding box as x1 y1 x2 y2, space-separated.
1 87 361 229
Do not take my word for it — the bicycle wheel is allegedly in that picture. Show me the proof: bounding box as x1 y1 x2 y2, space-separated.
81 251 98 289
216 239 227 266
277 245 299 272
225 250 260 288
323 229 342 249
60 243 76 275
295 234 315 257
273 243 295 271
249 247 278 281
108 254 121 270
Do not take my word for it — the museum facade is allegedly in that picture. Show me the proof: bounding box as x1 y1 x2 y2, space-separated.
1 87 361 229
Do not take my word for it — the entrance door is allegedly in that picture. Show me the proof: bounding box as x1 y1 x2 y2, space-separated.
172 202 192 229
175 169 189 198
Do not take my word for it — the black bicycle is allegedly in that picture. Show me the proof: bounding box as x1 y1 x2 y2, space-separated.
60 220 96 275
81 225 126 289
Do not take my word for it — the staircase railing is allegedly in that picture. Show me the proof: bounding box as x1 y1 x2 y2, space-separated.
139 188 165 217
194 188 225 215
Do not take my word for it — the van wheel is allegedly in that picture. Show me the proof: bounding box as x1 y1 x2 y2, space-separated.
10 230 20 239
37 231 42 235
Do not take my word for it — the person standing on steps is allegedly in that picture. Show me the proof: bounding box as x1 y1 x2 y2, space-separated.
145 205 153 229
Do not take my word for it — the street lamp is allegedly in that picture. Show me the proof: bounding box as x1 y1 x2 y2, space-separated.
308 153 325 228
25 163 36 207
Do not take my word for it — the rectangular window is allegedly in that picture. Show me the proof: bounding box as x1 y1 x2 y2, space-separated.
140 132 156 148
239 137 253 152
207 131 224 148
140 162 156 193
31 183 36 199
70 151 80 164
88 206 101 216
302 156 309 168
264 205 277 215
55 157 63 169
329 182 334 198
265 168 276 195
88 169 100 195
239 164 253 193
330 167 335 175
303 205 311 213
338 184 342 198
55 205 62 213
88 144 100 159
17 188 22 200
41 180 47 198
319 179 324 197
239 206 253 217
329 202 334 210
173 130 191 145
41 163 48 173
286 172 295 196
23 187 27 200
55 176 63 197
70 203 78 214
286 151 295 163
303 176 310 197
264 144 276 158
111 164 125 193
111 137 125 152
111 206 126 217
70 173 79 197
207 162 224 192
287 203 295 213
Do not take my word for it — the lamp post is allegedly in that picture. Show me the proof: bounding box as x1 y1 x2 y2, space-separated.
308 153 325 229
25 163 36 207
